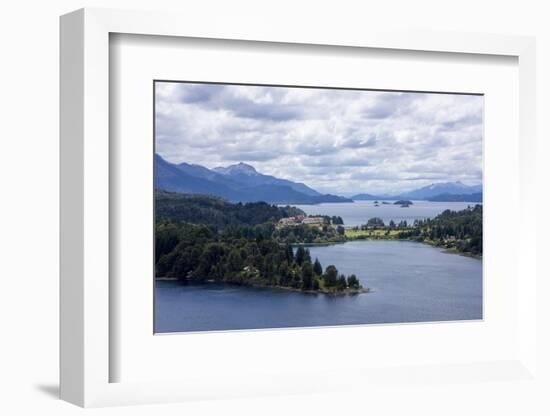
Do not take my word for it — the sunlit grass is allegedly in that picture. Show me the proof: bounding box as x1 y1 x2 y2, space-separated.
344 228 401 239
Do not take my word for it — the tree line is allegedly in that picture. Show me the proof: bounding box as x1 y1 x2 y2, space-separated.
156 221 362 293
272 223 346 244
156 190 305 228
349 206 482 256
396 205 482 255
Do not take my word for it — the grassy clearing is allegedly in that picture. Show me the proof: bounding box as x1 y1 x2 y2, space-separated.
344 228 401 239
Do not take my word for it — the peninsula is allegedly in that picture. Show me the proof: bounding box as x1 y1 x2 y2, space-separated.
155 191 367 295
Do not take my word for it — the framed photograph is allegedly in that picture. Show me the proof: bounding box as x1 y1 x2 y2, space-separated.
60 8 538 407
153 81 483 333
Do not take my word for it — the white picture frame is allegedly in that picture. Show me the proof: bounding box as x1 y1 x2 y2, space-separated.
60 7 538 407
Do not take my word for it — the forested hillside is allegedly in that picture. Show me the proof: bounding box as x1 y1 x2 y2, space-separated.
397 205 483 255
155 192 365 294
156 191 304 228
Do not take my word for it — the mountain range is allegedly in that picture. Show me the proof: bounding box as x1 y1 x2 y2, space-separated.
156 154 482 204
426 192 482 202
155 154 352 204
352 181 483 202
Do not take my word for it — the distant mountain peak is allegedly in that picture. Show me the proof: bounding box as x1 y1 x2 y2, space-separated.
400 181 481 200
352 180 482 201
214 162 259 176
154 154 349 204
236 162 256 170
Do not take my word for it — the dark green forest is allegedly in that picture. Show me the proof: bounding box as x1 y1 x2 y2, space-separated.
155 192 365 294
156 191 305 228
347 205 482 256
396 205 483 255
272 223 346 244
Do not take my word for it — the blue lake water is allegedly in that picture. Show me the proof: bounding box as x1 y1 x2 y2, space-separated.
155 240 482 333
291 200 477 227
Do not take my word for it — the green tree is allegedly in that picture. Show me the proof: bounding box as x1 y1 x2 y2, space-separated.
337 274 347 290
324 265 338 287
227 249 243 273
304 248 312 264
291 268 302 288
331 215 344 225
295 246 306 266
301 261 313 290
313 258 323 276
312 277 320 290
367 217 385 228
278 260 290 286
347 274 360 289
285 243 294 263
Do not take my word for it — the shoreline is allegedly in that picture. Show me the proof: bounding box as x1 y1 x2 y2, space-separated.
293 236 482 260
156 278 370 296
266 284 370 296
290 241 346 247
440 246 482 260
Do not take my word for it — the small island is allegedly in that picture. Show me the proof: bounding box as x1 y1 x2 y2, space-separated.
394 200 413 207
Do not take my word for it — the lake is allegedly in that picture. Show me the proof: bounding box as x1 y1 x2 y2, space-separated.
155 240 482 333
290 200 477 227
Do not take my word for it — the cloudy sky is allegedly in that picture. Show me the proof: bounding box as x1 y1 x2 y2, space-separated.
155 81 483 195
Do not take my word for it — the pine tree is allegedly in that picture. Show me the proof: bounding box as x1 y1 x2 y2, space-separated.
324 265 338 287
313 258 323 276
337 274 347 290
347 274 360 289
285 243 294 263
301 261 313 290
304 248 312 264
295 246 306 266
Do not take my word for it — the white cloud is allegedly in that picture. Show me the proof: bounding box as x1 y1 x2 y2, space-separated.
155 82 483 195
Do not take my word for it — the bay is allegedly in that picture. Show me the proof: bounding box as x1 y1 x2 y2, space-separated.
155 240 482 333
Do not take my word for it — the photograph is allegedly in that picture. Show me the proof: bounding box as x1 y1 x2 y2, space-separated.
154 81 483 333
2 0 544 412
